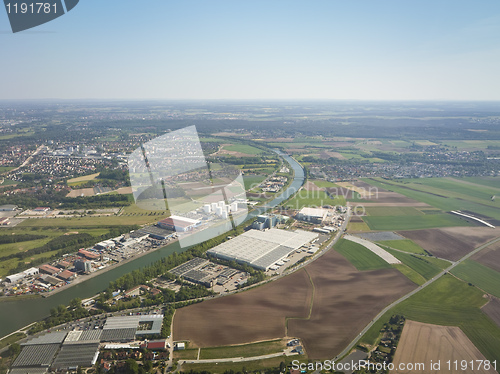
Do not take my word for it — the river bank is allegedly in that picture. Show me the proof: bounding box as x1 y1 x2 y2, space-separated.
0 151 305 339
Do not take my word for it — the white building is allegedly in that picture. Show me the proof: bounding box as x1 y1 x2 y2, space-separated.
207 228 318 271
296 207 328 223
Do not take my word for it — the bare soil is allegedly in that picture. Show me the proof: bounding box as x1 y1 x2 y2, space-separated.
173 269 312 347
392 320 496 373
398 227 500 261
482 297 500 328
287 250 415 359
174 250 415 359
472 241 500 272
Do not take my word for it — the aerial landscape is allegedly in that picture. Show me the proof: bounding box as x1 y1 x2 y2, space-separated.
1 1 500 374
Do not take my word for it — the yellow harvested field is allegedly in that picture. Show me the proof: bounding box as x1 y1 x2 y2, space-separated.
391 320 496 374
67 173 99 183
336 182 375 198
115 187 133 194
66 188 95 197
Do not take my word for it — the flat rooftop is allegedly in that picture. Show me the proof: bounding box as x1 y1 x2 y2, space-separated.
207 228 318 270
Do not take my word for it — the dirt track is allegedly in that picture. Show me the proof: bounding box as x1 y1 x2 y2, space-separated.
392 320 496 374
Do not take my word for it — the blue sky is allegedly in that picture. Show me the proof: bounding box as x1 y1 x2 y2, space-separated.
1 0 500 100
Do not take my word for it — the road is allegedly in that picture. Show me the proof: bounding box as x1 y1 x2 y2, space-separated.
166 310 175 371
180 347 297 365
330 235 500 363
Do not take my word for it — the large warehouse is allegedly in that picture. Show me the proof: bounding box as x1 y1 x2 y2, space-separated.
296 207 328 223
207 228 318 271
158 215 200 232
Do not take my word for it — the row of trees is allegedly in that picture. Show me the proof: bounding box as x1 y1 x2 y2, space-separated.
0 233 46 244
28 298 97 334
9 225 137 275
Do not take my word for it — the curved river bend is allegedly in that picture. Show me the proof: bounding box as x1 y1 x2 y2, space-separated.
0 150 304 338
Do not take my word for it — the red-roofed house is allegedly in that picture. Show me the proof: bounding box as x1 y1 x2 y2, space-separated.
147 340 167 350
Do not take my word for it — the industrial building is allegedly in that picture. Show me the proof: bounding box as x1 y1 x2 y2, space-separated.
102 314 164 340
4 267 39 284
75 260 92 274
78 249 100 260
94 240 115 250
169 257 244 288
251 214 288 230
57 270 76 282
9 314 165 371
207 228 318 271
131 225 174 240
296 207 328 223
0 204 17 211
38 264 60 276
158 215 200 232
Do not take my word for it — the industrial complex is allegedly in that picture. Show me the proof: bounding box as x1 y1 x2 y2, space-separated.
207 228 318 271
9 314 166 372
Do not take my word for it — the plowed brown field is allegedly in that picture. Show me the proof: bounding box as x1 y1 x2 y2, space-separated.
482 298 500 328
391 320 497 374
174 249 415 359
472 241 500 272
398 227 500 261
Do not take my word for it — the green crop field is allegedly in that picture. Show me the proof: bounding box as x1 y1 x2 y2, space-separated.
18 214 156 227
285 190 345 209
0 166 14 173
460 177 500 190
361 274 500 362
347 221 371 232
334 238 391 271
392 263 426 285
200 339 284 359
377 239 426 255
243 175 267 190
365 206 424 216
311 179 339 188
363 178 500 220
407 178 500 204
451 260 500 298
383 247 444 280
224 144 263 155
0 227 114 277
362 213 471 231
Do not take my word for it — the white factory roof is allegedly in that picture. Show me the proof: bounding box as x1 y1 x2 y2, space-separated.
298 207 328 218
169 215 200 225
207 228 318 270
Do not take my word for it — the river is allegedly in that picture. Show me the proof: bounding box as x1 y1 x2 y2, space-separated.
0 150 304 338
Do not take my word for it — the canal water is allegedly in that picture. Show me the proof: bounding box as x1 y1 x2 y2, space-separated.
0 151 304 338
